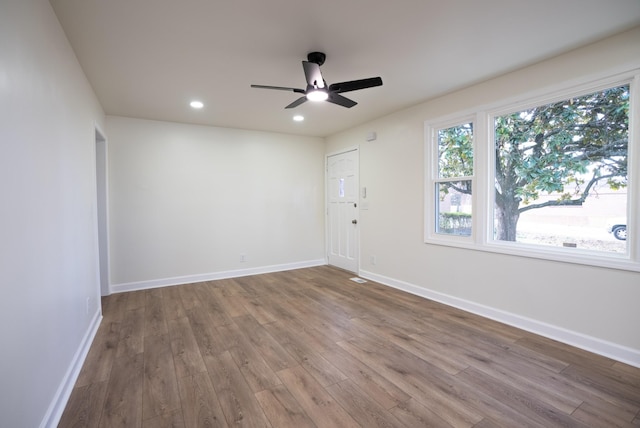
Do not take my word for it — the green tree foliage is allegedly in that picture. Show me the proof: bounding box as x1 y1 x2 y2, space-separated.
437 123 473 200
439 122 474 178
439 85 629 241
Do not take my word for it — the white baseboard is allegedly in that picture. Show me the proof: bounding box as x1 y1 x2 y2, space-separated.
359 269 640 369
41 309 102 428
110 259 327 294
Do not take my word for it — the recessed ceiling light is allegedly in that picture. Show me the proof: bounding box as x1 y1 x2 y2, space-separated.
190 100 204 109
293 115 304 122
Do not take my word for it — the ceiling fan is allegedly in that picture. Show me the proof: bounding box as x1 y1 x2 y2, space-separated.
251 52 383 109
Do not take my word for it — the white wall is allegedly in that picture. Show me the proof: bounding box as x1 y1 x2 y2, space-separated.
0 1 105 427
106 116 326 290
327 27 640 365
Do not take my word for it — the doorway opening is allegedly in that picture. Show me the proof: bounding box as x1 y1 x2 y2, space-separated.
95 127 110 296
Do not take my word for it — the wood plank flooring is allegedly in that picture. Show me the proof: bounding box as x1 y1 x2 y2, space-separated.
59 266 640 427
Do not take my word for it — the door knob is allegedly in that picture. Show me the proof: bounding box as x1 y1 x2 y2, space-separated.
352 219 358 224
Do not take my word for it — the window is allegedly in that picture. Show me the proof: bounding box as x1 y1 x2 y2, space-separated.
425 71 639 271
492 85 629 254
434 122 474 236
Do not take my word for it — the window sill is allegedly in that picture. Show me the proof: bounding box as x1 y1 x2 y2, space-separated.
424 237 639 272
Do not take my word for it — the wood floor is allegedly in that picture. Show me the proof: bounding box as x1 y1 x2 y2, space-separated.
59 266 640 427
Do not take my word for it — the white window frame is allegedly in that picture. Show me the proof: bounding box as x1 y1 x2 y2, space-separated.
425 115 478 246
425 69 640 272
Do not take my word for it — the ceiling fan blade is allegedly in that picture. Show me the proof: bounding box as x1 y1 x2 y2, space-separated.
328 77 382 93
251 84 305 94
285 96 308 109
302 61 325 89
327 92 357 108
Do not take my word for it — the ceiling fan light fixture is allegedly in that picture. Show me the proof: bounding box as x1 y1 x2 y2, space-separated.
250 52 382 109
306 89 328 102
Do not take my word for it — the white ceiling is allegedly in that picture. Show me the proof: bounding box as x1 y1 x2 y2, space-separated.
50 0 640 138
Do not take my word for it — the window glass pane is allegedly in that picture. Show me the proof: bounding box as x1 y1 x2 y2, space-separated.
493 85 629 254
438 123 473 178
437 181 472 236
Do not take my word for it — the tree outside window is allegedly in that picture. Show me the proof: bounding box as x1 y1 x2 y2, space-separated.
492 85 628 252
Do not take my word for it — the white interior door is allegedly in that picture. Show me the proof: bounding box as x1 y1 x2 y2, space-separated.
327 149 359 273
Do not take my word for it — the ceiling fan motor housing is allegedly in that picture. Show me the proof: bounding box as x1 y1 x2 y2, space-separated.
307 52 326 66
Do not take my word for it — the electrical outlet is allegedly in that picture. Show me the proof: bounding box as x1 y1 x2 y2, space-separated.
240 253 247 263
370 255 377 265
